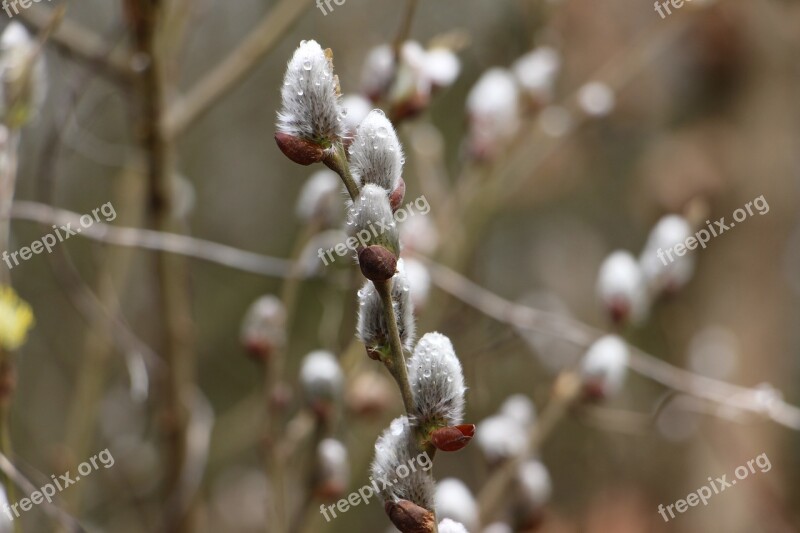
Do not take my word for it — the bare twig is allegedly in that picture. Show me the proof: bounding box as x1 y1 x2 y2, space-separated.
0 451 87 532
19 5 134 84
420 256 800 431
392 0 419 60
10 201 294 277
163 0 313 138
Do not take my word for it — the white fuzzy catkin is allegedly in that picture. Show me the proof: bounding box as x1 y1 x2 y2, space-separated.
401 257 431 309
240 295 286 354
483 523 513 533
596 250 649 324
0 22 47 128
639 214 695 293
580 335 630 397
348 183 400 254
517 459 552 509
438 519 469 533
360 44 395 100
340 94 372 134
277 40 343 143
348 109 403 191
408 332 466 428
422 48 461 88
511 46 560 101
370 416 435 509
467 68 520 157
317 438 350 490
401 214 439 256
499 394 536 427
435 478 478 531
475 414 529 463
356 264 416 352
299 350 344 404
577 81 615 117
295 169 341 223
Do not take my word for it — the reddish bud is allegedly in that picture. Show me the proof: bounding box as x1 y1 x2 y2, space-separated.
430 424 475 452
389 178 406 212
275 132 325 166
358 245 397 282
385 500 436 533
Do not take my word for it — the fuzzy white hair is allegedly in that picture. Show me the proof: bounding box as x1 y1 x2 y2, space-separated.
356 264 416 353
511 46 560 100
517 459 552 509
317 438 350 489
277 40 343 143
0 22 47 128
639 214 695 293
295 169 342 222
435 478 478 531
370 416 435 509
299 350 343 403
498 394 536 428
580 335 630 397
438 518 469 533
474 414 528 463
408 332 466 428
596 250 649 324
348 183 400 254
240 295 286 350
348 109 403 191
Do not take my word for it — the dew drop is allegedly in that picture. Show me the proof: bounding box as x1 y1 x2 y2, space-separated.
376 126 388 139
297 90 304 96
303 60 312 71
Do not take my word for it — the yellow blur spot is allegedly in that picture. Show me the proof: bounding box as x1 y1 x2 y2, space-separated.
0 286 34 351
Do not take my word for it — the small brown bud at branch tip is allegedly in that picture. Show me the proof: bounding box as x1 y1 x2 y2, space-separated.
275 132 325 166
358 245 397 282
385 499 436 533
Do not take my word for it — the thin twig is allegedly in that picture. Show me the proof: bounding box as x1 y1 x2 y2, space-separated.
393 0 419 60
10 201 294 277
420 256 800 431
0 451 86 532
375 280 415 414
18 5 134 84
163 0 313 139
